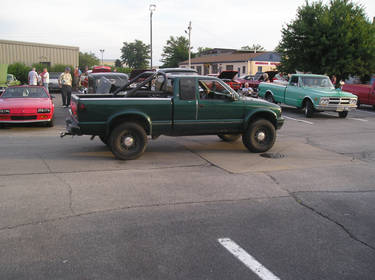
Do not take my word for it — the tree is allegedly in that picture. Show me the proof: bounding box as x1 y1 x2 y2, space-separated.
121 40 150 69
194 47 212 57
277 0 375 84
160 36 190 68
240 44 265 52
79 52 100 69
115 59 122 68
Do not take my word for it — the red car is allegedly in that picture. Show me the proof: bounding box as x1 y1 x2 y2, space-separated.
342 80 375 109
0 86 55 127
217 71 241 91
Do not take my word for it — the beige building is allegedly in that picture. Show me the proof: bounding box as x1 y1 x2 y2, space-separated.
179 50 281 76
0 39 79 67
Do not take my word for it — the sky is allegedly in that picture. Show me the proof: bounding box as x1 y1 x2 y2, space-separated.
1 0 374 66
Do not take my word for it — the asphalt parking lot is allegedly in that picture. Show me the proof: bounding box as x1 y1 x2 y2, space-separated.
1 93 375 280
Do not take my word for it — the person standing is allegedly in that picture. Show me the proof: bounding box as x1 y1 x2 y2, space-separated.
28 68 38 85
58 67 72 107
73 66 81 91
40 68 49 93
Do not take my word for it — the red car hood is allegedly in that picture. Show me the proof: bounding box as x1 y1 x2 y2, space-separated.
218 71 238 80
0 98 53 111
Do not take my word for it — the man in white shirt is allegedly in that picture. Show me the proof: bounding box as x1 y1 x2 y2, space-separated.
28 68 38 85
41 68 50 93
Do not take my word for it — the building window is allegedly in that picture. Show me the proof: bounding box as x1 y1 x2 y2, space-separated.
242 66 246 74
204 64 209 75
191 66 195 69
196 66 202 75
257 66 262 72
226 65 233 70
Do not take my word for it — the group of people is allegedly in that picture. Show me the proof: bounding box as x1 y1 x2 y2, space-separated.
28 68 49 91
28 66 85 107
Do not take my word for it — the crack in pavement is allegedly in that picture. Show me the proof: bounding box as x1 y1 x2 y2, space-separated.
53 174 75 215
0 195 290 232
289 191 375 252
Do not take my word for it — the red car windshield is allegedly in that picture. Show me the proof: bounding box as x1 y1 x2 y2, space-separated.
2 87 49 98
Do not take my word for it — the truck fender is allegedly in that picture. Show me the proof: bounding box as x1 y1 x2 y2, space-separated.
105 110 152 137
301 96 315 109
243 109 278 129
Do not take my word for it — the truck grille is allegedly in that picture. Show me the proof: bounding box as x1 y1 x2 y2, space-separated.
11 116 37 120
328 98 351 105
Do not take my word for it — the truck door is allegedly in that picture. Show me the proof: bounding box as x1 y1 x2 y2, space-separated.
173 77 199 133
196 79 243 133
285 76 302 107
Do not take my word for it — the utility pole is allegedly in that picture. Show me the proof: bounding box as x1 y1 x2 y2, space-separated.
149 4 156 69
187 21 192 68
99 49 104 65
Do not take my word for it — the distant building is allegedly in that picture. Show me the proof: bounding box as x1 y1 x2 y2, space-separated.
0 39 79 67
179 50 281 76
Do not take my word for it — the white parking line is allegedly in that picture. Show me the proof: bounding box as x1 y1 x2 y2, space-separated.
283 116 314 125
218 238 281 280
348 117 368 122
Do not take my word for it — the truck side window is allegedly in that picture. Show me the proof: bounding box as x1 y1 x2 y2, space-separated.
179 78 196 100
290 76 298 86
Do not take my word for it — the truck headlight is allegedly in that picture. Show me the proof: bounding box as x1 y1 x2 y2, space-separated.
0 109 10 114
349 98 357 105
37 108 51 113
319 97 330 105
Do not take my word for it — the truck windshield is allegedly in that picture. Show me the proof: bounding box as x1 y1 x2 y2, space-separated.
301 77 334 89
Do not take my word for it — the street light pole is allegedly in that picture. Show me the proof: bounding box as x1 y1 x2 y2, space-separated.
99 49 105 65
187 21 192 68
149 4 156 69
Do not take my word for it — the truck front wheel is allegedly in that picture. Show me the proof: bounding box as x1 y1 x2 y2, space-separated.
338 111 348 118
242 119 276 153
218 134 241 142
304 100 314 118
109 122 147 160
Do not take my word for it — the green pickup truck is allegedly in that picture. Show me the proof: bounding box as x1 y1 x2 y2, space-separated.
258 74 357 118
61 71 284 160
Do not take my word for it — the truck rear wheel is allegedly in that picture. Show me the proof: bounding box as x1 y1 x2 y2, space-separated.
109 122 147 160
304 100 314 118
218 134 241 142
242 119 276 153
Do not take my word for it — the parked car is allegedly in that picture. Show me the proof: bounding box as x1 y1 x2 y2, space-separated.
6 74 20 86
258 74 357 118
217 71 241 91
342 81 375 109
87 72 129 94
0 86 55 126
247 71 278 90
48 72 61 92
61 70 284 160
92 66 111 73
0 64 20 94
237 74 255 86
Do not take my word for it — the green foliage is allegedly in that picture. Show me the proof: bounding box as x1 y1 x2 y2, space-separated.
240 44 265 51
113 67 132 74
194 47 212 57
8 63 29 84
161 36 191 68
50 64 73 73
277 0 375 84
79 52 100 69
115 59 122 68
121 40 150 69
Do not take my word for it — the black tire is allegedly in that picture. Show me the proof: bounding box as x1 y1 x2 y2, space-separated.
338 111 348 118
109 122 147 160
356 99 360 109
218 134 241 142
242 119 276 153
265 93 275 103
304 99 314 118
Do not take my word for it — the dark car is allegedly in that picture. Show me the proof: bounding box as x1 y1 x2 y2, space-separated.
246 71 278 90
217 71 241 91
87 72 129 94
48 72 61 92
